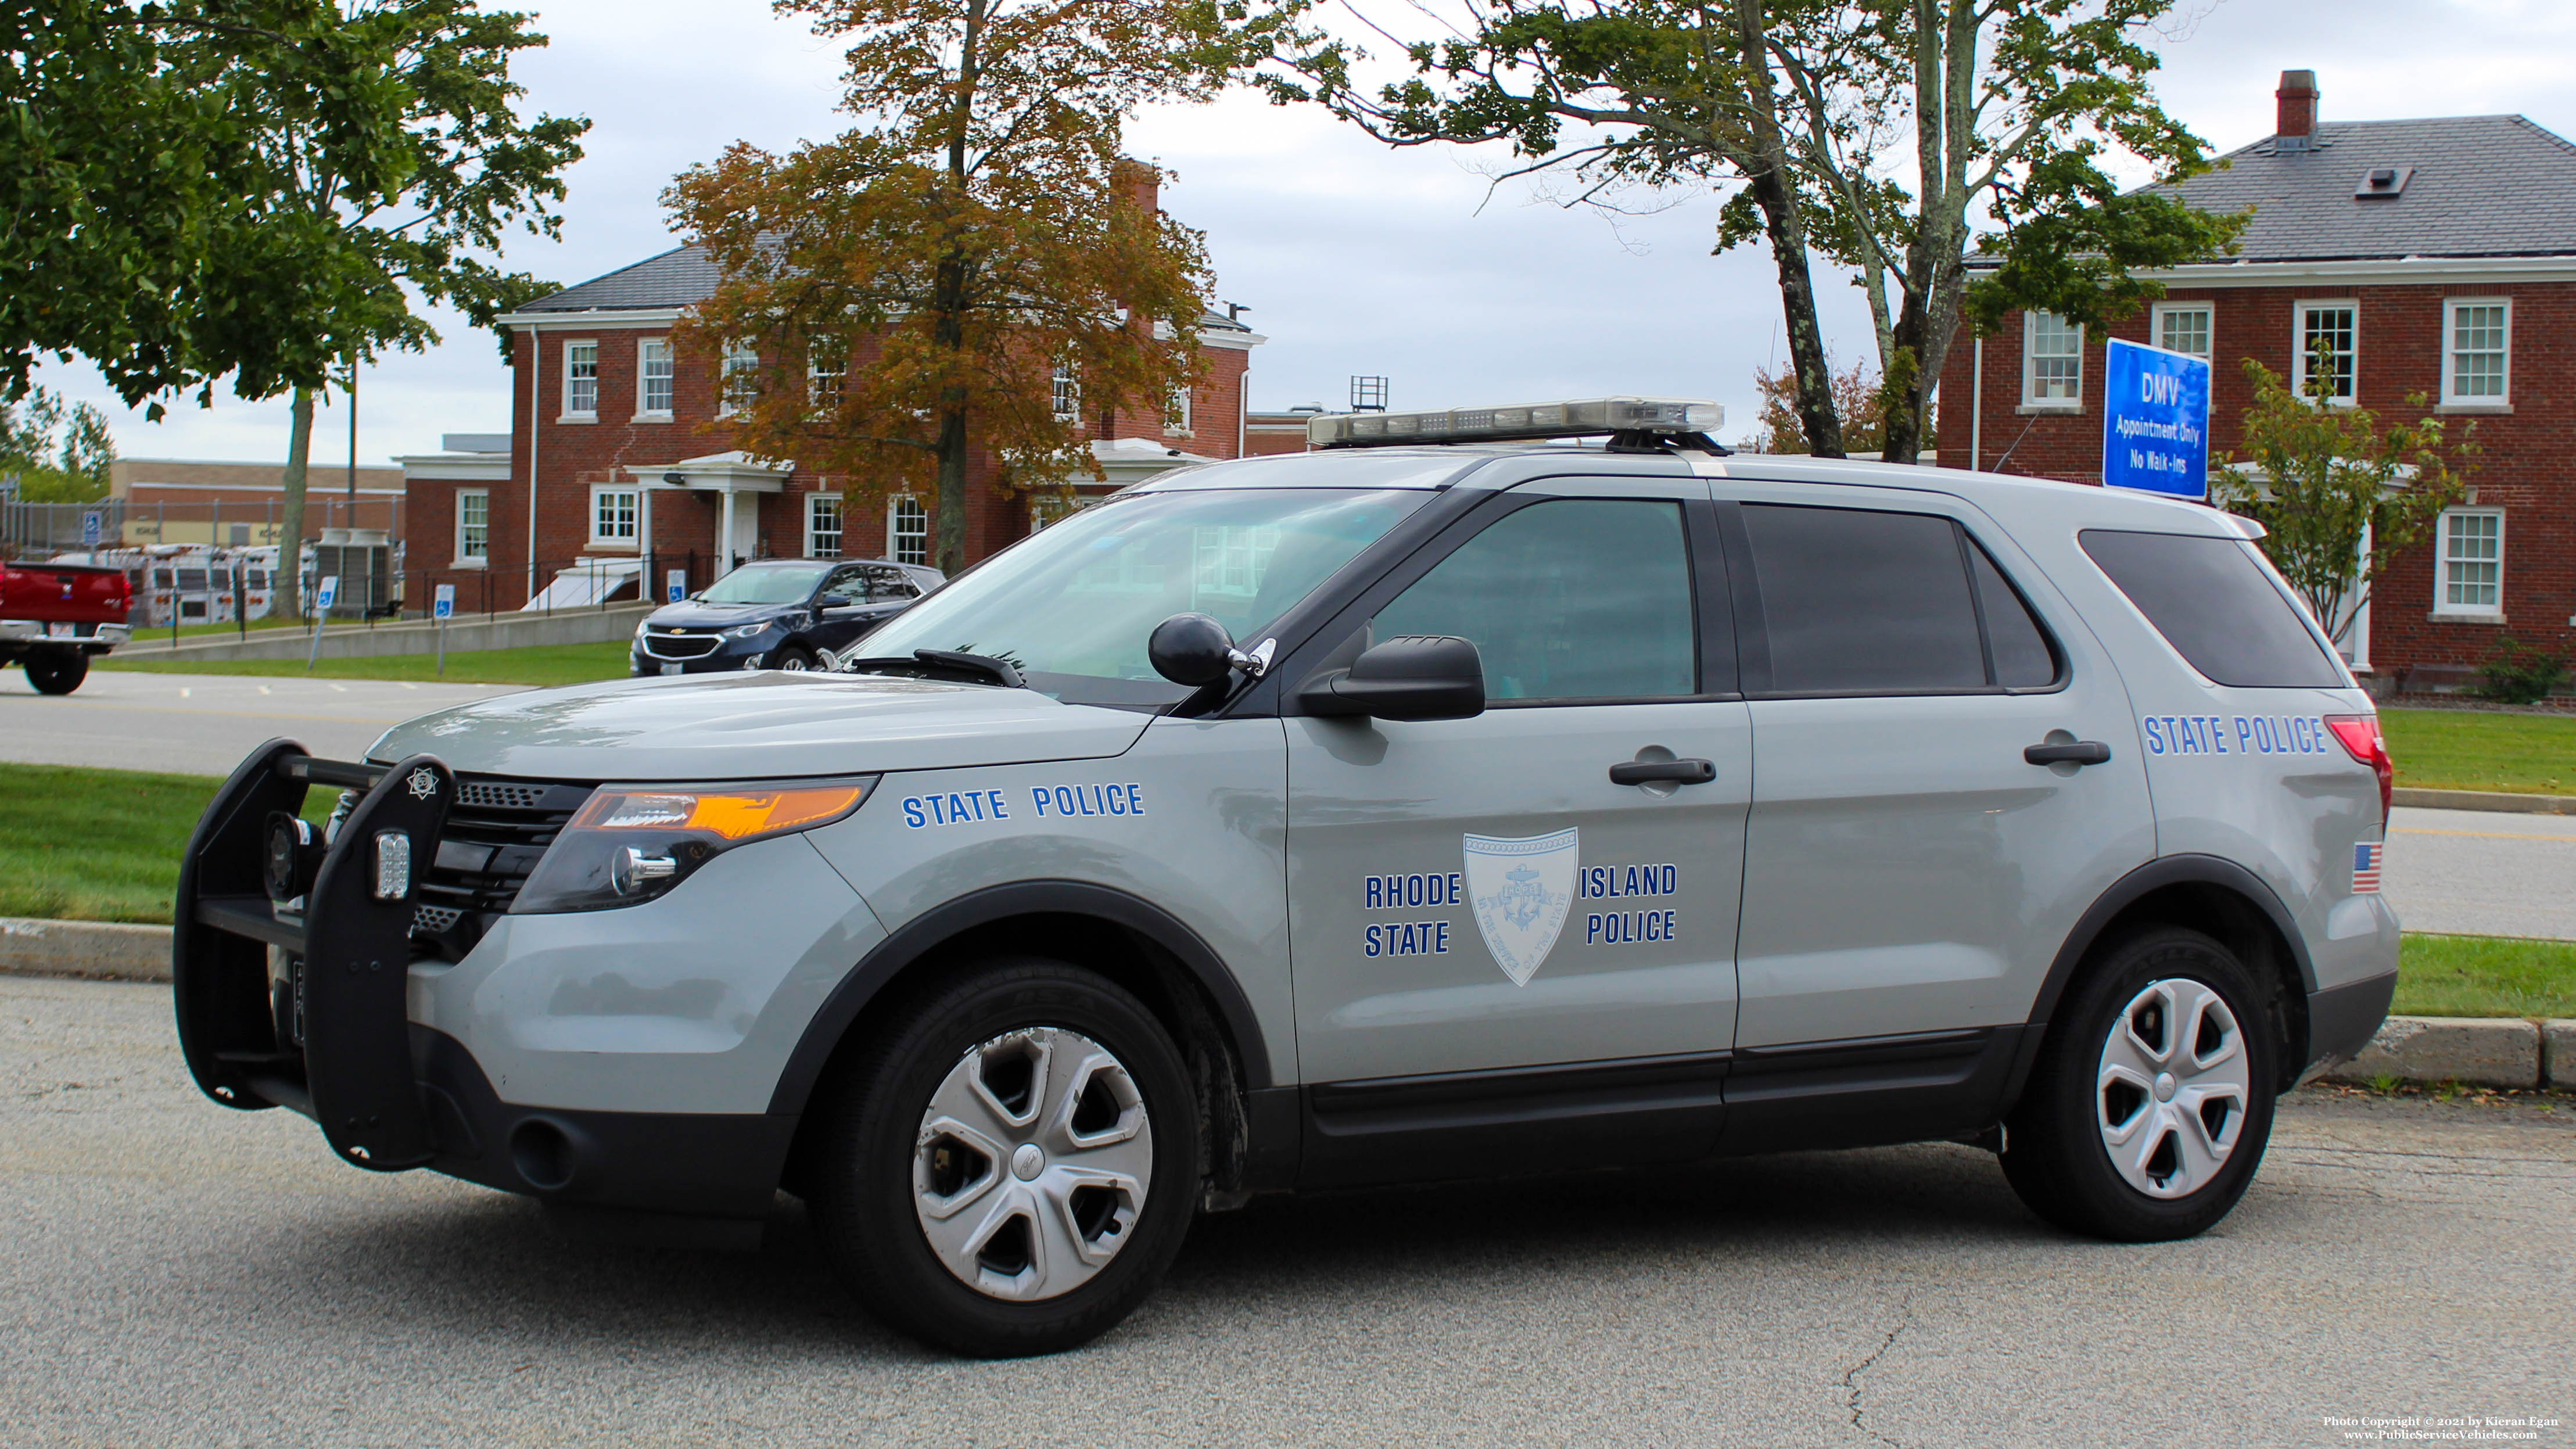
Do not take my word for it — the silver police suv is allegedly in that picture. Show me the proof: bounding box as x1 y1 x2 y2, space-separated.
175 398 2398 1357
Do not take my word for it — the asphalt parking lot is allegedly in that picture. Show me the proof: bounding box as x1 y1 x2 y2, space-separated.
3 975 2568 1448
0 669 524 776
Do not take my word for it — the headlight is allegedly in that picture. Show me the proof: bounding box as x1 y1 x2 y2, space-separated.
728 622 771 639
512 777 877 913
634 620 651 640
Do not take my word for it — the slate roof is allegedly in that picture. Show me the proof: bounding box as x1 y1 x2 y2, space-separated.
2145 114 2576 263
519 242 1254 333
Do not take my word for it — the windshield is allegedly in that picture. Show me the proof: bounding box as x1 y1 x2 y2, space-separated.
698 561 831 605
861 487 1428 708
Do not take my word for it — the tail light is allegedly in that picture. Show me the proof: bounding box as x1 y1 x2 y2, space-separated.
2324 713 2392 820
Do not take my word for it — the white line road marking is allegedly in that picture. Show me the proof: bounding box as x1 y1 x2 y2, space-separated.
178 688 190 698
327 683 347 693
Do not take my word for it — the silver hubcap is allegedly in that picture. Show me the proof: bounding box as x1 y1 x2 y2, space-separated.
777 654 808 670
2096 978 2251 1199
912 1027 1153 1301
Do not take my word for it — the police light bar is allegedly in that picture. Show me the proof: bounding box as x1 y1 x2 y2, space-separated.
1307 397 1726 449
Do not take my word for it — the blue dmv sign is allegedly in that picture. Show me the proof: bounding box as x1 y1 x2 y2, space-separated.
2101 338 2212 500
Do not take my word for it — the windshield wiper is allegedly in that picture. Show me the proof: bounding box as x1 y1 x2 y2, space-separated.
841 648 1026 690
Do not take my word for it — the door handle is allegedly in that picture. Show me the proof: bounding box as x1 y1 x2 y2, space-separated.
2024 741 2112 766
1609 758 1717 786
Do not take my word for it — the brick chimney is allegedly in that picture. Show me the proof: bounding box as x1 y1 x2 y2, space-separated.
1113 157 1160 217
2276 69 2319 144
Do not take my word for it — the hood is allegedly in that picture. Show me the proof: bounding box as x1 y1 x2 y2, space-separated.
368 672 1154 781
645 600 792 629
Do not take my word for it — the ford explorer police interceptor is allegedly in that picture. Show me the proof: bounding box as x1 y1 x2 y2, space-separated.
174 397 2399 1357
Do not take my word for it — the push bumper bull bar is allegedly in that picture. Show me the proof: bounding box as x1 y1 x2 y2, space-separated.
174 738 454 1170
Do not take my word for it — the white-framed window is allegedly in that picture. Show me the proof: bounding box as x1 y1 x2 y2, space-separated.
1165 384 1193 435
637 338 674 417
2442 298 2510 405
888 495 928 565
2293 300 2358 404
2434 510 2504 616
589 486 640 546
808 338 846 412
806 491 844 558
563 340 599 418
2023 312 2083 406
720 339 758 418
2151 302 2213 359
454 489 489 565
1052 365 1081 423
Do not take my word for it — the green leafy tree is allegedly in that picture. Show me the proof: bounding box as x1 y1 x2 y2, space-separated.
3 1 583 615
0 386 117 502
2215 341 2478 652
2 0 414 407
669 0 1295 573
245 0 586 616
1271 1 2243 460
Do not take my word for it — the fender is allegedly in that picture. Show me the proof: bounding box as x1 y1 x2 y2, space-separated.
2001 853 2320 1107
764 879 1275 1117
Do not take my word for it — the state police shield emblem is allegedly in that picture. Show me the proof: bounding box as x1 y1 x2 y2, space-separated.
1463 828 1579 987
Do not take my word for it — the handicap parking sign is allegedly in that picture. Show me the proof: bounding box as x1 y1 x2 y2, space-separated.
81 511 102 547
667 568 687 604
433 583 455 620
315 575 339 611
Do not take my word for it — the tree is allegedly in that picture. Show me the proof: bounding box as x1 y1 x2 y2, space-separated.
2 0 413 408
1272 2 2243 460
669 1 1291 575
2213 342 2477 653
240 0 586 617
1743 354 1881 453
0 386 116 502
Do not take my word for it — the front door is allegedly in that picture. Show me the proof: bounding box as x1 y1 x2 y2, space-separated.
1284 480 1750 1170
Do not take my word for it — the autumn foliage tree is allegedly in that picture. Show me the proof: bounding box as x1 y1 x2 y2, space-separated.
669 0 1294 574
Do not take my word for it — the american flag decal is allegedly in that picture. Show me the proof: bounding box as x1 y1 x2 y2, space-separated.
2352 841 2383 894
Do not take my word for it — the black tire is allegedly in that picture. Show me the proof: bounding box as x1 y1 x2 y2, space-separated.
24 652 89 695
807 957 1200 1357
770 644 818 672
2002 926 2278 1242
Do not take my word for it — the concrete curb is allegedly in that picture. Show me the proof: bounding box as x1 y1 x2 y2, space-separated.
2391 787 2576 815
113 603 652 664
0 918 172 984
2319 1014 2555 1089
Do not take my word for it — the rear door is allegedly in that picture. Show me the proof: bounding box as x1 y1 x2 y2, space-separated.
1719 481 2157 1060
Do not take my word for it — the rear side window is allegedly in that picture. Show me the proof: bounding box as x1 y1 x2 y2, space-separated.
2079 529 2343 688
1742 504 2057 695
1375 497 1696 701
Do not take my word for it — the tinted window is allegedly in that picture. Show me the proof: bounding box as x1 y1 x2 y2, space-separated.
1743 505 1985 693
1969 543 2059 688
1375 498 1695 701
2080 529 2342 688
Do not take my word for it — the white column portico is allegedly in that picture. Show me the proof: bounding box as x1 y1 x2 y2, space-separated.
629 450 793 576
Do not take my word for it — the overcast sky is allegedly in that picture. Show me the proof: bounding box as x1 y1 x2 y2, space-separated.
34 0 2576 467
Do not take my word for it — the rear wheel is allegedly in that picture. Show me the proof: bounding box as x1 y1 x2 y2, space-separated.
806 958 1200 1357
2003 926 2277 1242
24 651 89 695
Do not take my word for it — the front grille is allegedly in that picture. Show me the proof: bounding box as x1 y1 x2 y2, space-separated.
412 773 594 956
643 630 720 659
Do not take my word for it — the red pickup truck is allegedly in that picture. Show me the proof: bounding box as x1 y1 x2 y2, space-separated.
1 557 131 694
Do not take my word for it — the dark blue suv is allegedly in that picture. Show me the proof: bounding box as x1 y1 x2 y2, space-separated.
631 558 943 676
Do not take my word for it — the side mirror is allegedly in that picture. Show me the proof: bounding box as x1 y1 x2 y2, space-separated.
815 593 852 610
1299 635 1484 722
1148 612 1237 687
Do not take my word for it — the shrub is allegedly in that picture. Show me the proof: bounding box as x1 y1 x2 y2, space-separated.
2478 636 2570 705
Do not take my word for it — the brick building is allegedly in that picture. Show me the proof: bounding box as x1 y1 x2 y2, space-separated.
408 184 1264 609
1938 71 2576 687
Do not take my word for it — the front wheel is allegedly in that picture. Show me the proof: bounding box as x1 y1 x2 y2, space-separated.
770 644 817 672
806 958 1201 1357
24 651 89 695
2002 926 2278 1242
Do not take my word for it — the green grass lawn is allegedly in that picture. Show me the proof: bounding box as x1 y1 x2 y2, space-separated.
97 639 635 687
2391 933 2576 1019
2379 708 2575 797
0 763 332 924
